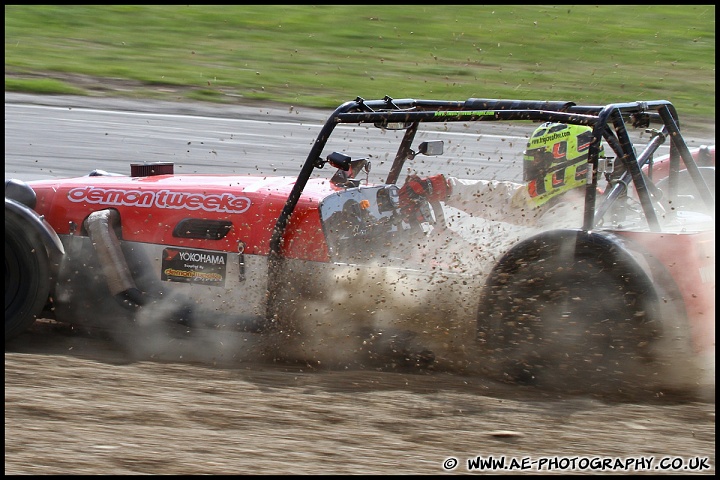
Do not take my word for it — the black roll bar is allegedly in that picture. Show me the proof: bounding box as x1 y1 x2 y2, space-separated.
270 97 712 261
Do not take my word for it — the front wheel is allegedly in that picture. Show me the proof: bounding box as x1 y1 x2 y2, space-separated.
5 210 52 340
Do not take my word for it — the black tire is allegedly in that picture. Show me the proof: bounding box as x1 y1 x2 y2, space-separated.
5 210 52 340
477 233 663 394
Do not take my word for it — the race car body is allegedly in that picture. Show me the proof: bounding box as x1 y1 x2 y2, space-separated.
6 97 715 395
22 174 333 260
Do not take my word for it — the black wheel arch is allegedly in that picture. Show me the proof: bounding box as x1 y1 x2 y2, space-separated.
5 199 64 340
5 198 65 258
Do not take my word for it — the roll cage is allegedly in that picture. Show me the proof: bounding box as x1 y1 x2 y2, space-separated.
270 96 715 259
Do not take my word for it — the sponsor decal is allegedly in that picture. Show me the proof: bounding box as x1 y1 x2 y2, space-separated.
434 110 495 117
530 130 571 146
68 187 251 213
161 247 227 286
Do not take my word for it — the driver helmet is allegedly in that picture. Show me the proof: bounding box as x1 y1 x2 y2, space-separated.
523 122 604 208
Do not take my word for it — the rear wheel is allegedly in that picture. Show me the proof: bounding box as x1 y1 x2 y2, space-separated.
5 211 52 340
477 234 664 394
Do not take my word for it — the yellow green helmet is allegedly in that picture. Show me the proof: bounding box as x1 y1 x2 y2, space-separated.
523 122 603 208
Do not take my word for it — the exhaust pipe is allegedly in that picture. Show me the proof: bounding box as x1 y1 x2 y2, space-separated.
85 209 145 309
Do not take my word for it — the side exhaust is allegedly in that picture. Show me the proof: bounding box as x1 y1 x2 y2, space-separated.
84 209 146 309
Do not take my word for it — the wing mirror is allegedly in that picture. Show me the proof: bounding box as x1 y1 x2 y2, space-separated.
409 140 444 160
329 152 371 187
327 151 352 171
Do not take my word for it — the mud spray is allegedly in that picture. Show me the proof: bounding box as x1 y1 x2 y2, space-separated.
106 189 713 401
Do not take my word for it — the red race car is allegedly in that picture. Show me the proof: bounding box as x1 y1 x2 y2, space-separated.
6 97 715 396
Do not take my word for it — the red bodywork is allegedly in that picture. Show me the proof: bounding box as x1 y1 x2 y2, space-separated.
626 144 716 354
617 229 715 354
28 175 341 262
646 145 716 179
